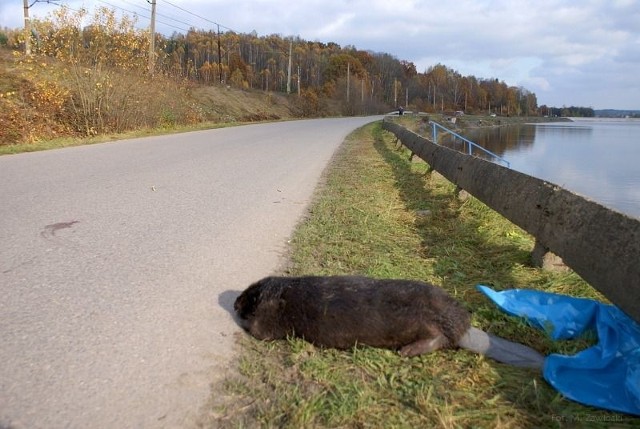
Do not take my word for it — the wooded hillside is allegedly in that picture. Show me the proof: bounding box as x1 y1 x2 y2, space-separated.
9 7 540 113
159 28 540 116
1 6 545 144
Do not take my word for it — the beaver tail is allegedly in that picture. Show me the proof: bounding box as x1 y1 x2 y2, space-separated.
457 327 545 369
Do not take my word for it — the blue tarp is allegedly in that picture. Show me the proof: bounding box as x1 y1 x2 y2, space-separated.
477 285 640 416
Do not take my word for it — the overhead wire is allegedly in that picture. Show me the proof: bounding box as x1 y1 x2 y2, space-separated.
28 0 85 16
32 0 238 35
99 0 237 34
94 0 191 32
157 0 235 32
113 0 201 31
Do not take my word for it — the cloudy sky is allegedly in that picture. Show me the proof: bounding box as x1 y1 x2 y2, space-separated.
2 0 639 109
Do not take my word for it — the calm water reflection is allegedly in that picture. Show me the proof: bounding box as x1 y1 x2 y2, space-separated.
442 119 640 218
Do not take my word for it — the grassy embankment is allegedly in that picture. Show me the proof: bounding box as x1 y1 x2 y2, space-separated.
0 47 298 154
208 121 635 428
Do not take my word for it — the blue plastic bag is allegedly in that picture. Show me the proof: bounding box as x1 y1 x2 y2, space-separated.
477 285 640 416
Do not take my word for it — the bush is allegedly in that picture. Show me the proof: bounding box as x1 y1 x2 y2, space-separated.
25 6 155 136
0 6 200 139
293 88 327 117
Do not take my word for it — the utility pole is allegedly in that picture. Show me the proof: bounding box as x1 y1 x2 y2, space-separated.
23 0 31 55
217 24 222 83
346 62 350 103
286 38 292 94
394 79 398 107
431 81 436 109
405 88 408 110
148 0 156 74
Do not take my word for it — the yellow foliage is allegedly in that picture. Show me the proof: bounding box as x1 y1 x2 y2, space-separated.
31 6 151 73
13 6 165 137
31 80 69 111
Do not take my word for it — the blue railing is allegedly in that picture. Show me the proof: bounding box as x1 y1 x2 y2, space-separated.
430 121 510 168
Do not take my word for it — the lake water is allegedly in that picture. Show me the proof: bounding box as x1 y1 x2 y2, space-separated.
443 118 640 219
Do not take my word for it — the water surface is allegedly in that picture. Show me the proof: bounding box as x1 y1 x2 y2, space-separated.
444 119 640 219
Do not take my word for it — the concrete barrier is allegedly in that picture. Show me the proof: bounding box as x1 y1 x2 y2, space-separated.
382 119 640 323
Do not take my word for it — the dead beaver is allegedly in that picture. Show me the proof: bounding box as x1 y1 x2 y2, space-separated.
234 276 544 369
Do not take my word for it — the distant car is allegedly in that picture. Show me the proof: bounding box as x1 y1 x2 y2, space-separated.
490 113 497 117
455 111 464 116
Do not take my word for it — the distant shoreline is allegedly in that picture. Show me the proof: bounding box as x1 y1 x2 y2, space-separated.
448 114 571 130
569 117 640 122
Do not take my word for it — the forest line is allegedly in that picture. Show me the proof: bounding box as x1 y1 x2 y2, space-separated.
0 6 595 144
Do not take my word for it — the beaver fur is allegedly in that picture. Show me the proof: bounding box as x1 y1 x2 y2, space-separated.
234 275 471 357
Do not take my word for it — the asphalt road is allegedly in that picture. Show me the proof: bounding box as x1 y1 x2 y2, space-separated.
0 117 380 429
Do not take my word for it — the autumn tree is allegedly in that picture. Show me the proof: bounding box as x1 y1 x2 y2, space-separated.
17 6 541 121
21 6 201 136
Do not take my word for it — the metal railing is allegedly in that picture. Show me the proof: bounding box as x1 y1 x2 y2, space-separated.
431 121 510 168
383 120 640 324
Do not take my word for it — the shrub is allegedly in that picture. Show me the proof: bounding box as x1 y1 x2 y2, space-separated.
26 6 155 136
294 88 324 117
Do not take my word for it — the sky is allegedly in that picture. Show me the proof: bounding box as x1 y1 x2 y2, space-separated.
2 0 639 110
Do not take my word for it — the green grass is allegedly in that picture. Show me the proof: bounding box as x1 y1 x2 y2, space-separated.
209 122 637 428
0 120 254 156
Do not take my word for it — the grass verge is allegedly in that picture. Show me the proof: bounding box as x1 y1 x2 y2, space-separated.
0 120 251 156
207 122 635 428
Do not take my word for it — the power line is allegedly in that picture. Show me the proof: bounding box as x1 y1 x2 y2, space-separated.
154 17 190 33
96 0 145 18
113 0 198 31
109 0 149 14
156 11 198 30
94 0 190 32
158 0 235 32
28 0 233 35
28 0 85 16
